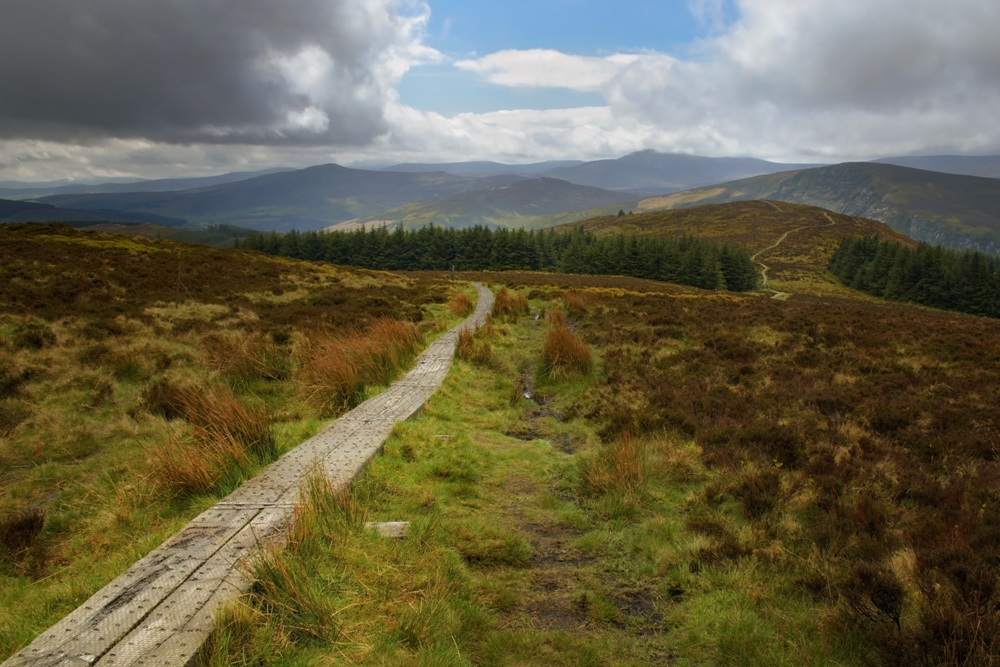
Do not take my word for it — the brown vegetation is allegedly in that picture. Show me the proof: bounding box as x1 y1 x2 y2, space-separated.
449 290 474 317
491 287 529 321
541 317 592 377
547 279 1000 664
147 382 276 495
295 318 422 416
0 223 452 657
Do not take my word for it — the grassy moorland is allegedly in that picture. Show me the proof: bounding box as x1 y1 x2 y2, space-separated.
0 223 469 658
203 272 1000 666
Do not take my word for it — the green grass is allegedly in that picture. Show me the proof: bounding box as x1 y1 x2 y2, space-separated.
203 288 865 666
0 225 466 659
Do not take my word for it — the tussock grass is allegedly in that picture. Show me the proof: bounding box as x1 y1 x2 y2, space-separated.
578 434 648 500
295 318 421 417
147 383 276 495
201 331 291 385
562 291 588 315
541 318 592 376
449 290 474 317
456 325 497 368
491 287 529 321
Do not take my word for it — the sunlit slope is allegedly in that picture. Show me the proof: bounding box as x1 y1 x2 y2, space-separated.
558 201 913 295
348 178 643 231
631 162 1000 255
40 165 525 232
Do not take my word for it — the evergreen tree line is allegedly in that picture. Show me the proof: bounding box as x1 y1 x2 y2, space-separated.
829 236 1000 318
240 225 759 292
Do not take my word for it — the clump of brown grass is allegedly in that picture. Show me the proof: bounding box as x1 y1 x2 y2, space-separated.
202 332 291 385
147 383 276 494
542 321 591 376
492 287 529 321
456 327 496 368
296 318 421 417
449 291 474 317
578 434 649 499
563 291 588 315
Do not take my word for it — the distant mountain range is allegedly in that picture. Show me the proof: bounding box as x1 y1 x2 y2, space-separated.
345 178 645 231
0 168 292 198
382 151 822 194
33 165 529 232
631 162 1000 255
539 151 824 194
874 155 1000 179
381 160 583 178
4 152 1000 249
0 198 186 227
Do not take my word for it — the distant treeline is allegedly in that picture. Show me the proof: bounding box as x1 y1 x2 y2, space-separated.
240 225 759 292
830 236 1000 318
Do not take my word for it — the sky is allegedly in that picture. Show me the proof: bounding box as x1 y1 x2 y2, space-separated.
0 0 998 182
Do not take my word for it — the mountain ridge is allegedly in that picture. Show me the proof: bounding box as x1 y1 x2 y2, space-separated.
628 162 1000 255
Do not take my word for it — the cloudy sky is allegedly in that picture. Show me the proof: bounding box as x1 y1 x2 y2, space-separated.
1 0 998 182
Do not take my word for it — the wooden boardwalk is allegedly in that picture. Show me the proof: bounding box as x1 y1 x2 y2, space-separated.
5 284 494 667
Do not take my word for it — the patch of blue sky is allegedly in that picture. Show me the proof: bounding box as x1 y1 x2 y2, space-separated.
422 0 728 56
398 0 739 115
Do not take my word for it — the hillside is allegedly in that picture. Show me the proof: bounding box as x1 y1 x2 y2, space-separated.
0 197 187 227
540 150 821 194
38 165 525 232
561 200 914 295
382 160 583 178
875 154 1000 179
0 168 292 198
348 177 644 230
632 162 1000 255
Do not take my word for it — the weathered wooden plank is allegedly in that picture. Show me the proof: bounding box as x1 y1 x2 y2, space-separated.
4 284 494 667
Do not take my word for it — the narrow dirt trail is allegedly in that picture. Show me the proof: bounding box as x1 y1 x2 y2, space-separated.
5 285 494 667
752 212 838 298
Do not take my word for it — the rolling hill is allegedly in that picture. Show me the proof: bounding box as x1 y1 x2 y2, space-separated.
0 168 292 198
629 162 1000 255
0 197 187 227
346 177 644 231
557 200 914 296
539 150 823 194
38 165 526 232
381 160 583 178
875 154 1000 179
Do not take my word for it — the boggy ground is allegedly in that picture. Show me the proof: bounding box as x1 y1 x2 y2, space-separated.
0 224 464 659
205 272 1000 666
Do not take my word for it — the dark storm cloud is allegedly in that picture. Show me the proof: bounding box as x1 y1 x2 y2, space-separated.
0 0 426 145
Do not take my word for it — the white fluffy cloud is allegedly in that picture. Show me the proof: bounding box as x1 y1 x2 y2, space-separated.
455 50 640 92
440 0 1000 162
